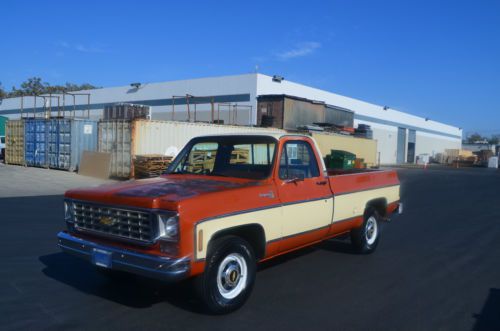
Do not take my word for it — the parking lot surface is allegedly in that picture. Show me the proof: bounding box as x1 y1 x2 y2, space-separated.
0 163 110 198
1 167 499 330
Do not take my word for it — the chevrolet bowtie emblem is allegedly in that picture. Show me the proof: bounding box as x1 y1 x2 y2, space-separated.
99 216 117 227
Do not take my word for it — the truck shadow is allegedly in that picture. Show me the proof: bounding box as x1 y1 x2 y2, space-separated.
39 238 357 313
39 253 204 313
472 288 500 331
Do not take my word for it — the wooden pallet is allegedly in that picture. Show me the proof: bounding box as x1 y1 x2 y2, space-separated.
133 154 173 178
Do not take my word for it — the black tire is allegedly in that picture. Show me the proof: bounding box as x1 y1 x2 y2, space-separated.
350 207 381 254
195 236 256 314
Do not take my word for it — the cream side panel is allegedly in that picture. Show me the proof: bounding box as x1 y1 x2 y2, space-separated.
282 198 333 236
333 186 400 222
195 207 283 260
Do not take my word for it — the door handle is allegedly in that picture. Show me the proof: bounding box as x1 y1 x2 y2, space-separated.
316 180 327 185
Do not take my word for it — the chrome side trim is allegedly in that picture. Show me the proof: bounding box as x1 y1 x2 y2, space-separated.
266 225 331 244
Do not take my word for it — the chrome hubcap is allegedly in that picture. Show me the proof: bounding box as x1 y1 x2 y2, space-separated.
216 253 247 299
365 216 378 245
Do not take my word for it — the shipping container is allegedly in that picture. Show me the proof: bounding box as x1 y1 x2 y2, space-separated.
325 105 354 127
25 118 48 167
5 119 25 165
257 95 324 130
257 95 356 130
47 118 98 171
0 116 7 136
98 120 132 178
99 119 285 178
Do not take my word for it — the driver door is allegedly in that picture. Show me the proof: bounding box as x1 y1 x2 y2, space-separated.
275 138 333 252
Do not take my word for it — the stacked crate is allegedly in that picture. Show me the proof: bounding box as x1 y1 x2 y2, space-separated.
103 103 151 120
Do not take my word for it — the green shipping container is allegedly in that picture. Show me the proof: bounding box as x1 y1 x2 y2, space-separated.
328 150 356 169
0 116 7 136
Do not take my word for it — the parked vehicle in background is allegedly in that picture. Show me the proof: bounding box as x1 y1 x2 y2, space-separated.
0 135 5 159
57 133 403 313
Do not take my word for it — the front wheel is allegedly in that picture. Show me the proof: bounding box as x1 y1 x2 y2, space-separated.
351 207 381 254
196 236 256 314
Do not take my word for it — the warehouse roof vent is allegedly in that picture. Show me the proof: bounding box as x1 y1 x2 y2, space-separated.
272 75 284 83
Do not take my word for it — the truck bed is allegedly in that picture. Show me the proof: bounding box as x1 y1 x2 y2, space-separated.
327 168 400 196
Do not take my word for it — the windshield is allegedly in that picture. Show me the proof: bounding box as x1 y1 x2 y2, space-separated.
166 135 277 180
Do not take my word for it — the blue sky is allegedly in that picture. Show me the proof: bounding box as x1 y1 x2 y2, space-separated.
1 0 499 135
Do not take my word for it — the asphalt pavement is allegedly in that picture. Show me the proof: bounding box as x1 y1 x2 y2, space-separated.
1 167 500 330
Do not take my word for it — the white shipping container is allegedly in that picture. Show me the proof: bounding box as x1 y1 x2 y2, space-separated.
99 119 285 178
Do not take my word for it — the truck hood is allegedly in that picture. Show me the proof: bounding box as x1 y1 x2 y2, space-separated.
65 175 258 209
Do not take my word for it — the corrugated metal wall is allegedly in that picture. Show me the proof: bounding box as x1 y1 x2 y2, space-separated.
283 98 324 130
5 120 25 165
325 106 354 127
99 119 285 178
48 119 98 171
98 120 132 178
25 119 48 167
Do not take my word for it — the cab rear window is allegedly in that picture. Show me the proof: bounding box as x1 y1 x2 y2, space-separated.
167 136 277 180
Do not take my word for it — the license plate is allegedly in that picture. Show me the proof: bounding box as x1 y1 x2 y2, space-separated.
92 249 112 268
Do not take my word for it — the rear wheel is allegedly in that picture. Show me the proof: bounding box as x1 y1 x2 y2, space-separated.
351 207 381 254
196 236 256 314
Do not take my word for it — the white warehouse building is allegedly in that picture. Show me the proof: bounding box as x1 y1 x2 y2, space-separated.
0 73 462 164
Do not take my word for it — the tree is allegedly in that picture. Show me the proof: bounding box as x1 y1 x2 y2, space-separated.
0 82 6 99
19 77 48 95
1 77 100 98
466 133 484 144
488 136 499 145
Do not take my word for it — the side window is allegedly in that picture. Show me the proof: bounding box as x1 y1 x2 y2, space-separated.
279 141 320 179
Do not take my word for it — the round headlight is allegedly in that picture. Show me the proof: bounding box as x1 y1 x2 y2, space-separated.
158 214 179 240
165 217 179 237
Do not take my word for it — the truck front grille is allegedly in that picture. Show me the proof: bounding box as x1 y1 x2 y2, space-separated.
71 201 157 244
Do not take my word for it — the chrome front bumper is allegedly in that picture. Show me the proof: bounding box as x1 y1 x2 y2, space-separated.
57 231 190 281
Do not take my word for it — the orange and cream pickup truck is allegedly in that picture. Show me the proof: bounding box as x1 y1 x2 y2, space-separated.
57 133 403 313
